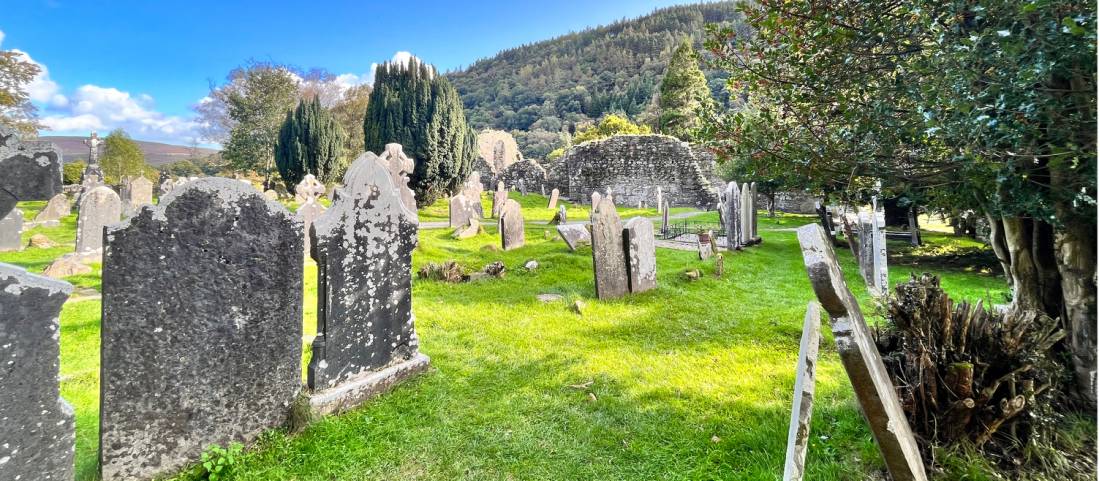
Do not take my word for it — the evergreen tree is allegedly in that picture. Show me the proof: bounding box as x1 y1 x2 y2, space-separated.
364 59 476 206
275 97 347 189
657 40 715 141
101 129 149 183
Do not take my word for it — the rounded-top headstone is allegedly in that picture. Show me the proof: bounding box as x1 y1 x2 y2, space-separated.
75 185 121 253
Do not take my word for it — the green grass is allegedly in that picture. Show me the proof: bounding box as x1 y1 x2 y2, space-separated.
1 196 1020 480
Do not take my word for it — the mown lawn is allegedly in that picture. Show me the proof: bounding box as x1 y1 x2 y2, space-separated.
1 197 1013 481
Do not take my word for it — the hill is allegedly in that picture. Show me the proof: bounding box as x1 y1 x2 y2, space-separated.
39 136 218 167
446 1 744 158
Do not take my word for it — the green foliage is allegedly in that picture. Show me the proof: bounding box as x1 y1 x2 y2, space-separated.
546 147 566 162
199 443 243 481
657 40 715 141
63 161 85 185
0 47 42 135
161 160 203 177
100 129 148 184
330 84 371 161
275 97 347 189
364 59 476 206
221 63 301 179
572 114 651 144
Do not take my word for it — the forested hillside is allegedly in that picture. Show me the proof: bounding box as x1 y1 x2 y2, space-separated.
446 2 744 158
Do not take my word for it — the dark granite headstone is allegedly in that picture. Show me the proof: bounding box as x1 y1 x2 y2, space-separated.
498 198 525 251
623 217 656 293
783 301 821 481
100 178 303 481
590 195 628 299
0 207 23 251
308 152 427 415
75 186 121 253
0 126 64 217
0 262 74 481
796 224 927 481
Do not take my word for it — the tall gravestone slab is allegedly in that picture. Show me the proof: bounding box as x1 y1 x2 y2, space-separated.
656 186 663 214
491 181 507 218
308 152 427 416
857 212 876 292
498 198 525 251
0 263 74 481
296 198 326 257
0 207 22 251
783 301 822 481
750 182 759 241
796 224 927 481
871 199 889 295
75 186 121 253
723 182 742 250
0 126 64 218
623 217 656 293
100 178 303 481
590 195 629 299
547 188 560 209
740 185 753 246
35 193 71 223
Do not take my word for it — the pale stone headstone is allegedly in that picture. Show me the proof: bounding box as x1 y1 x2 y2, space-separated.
379 144 417 211
75 186 121 253
556 223 590 251
518 179 527 196
0 207 22 251
35 193 71 223
296 198 326 257
698 231 714 260
547 188 560 209
498 198 525 251
623 217 656 293
461 171 484 218
750 182 759 241
295 173 326 203
796 224 927 481
264 189 278 200
449 191 481 229
740 183 753 246
0 263 74 481
452 218 481 239
590 195 628 299
783 301 822 481
308 152 427 416
871 198 889 295
0 126 64 218
656 186 663 214
43 255 93 278
723 182 742 250
122 176 154 217
492 181 508 218
661 200 670 234
100 178 303 481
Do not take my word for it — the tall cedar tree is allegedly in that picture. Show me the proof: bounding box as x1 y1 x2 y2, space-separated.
101 129 149 184
275 97 347 189
657 40 714 142
364 59 476 206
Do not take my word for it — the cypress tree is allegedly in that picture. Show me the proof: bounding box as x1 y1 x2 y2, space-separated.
275 97 347 189
657 40 715 142
363 59 476 206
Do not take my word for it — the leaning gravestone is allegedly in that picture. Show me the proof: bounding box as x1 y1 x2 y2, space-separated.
0 208 22 252
100 178 303 481
308 151 428 416
783 301 822 481
498 198 525 251
296 198 326 257
547 188 560 209
0 126 64 218
449 194 478 228
623 217 656 293
35 193 71 223
796 224 927 481
557 223 590 251
75 186 121 253
590 195 629 299
0 263 75 481
121 176 154 217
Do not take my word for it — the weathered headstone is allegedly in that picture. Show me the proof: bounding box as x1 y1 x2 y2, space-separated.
698 230 714 260
795 224 927 481
452 218 482 239
492 181 507 218
750 182 760 242
100 178 304 481
121 176 154 217
518 179 527 196
75 186 121 253
783 301 822 481
0 125 64 218
295 173 326 203
590 195 629 299
35 193 71 223
0 207 22 251
723 182 742 250
461 171 484 218
296 198 326 257
379 143 417 211
661 200 670 235
623 217 656 293
841 213 860 260
308 151 428 416
498 198 525 251
547 188 560 209
857 211 877 292
740 183 753 246
656 186 663 214
0 263 75 481
556 223 590 251
449 194 478 228
871 198 889 295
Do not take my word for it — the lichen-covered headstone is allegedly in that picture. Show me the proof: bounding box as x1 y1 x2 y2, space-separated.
783 301 821 481
308 151 427 415
796 224 927 481
121 176 154 217
100 178 303 481
0 126 64 218
35 193 71 223
296 198 326 257
498 198 525 251
0 262 75 481
547 188 560 209
590 195 628 299
0 207 23 252
750 182 759 242
857 211 876 292
623 217 656 293
557 223 590 251
75 186 120 253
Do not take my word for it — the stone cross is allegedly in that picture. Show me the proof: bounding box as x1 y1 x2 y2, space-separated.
783 301 821 481
795 224 927 481
590 194 629 299
83 131 104 164
498 198 525 250
378 143 417 211
75 185 121 253
623 217 656 293
295 174 326 203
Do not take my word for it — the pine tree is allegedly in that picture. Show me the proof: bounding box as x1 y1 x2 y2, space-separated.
274 97 347 189
363 59 476 206
657 40 715 142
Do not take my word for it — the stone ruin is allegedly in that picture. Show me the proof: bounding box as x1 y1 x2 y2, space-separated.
476 129 523 178
558 135 720 209
497 159 549 195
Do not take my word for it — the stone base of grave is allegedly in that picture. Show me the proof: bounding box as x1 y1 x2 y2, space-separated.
308 353 430 418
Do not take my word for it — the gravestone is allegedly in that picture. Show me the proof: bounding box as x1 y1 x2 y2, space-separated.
783 301 821 481
449 194 478 228
75 186 121 253
518 180 527 196
326 183 340 202
871 199 889 295
492 181 507 218
795 224 927 481
308 151 428 416
159 179 175 197
379 144 417 211
0 125 64 218
698 230 714 260
740 184 753 246
461 171 484 218
661 200 670 234
35 193 71 223
498 198 525 251
723 182 742 250
857 212 876 292
0 263 75 481
0 207 22 252
656 186 663 214
547 188 560 209
296 198 326 257
452 218 481 239
100 178 303 481
750 182 760 242
590 195 629 299
623 217 656 293
591 191 602 208
295 173 326 203
557 223 591 251
841 213 860 259
122 176 154 217
559 205 567 223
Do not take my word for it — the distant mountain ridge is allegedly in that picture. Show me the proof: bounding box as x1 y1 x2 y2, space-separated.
38 136 218 166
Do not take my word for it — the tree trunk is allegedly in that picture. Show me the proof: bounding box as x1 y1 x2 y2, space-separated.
1001 216 1061 316
767 191 776 218
984 213 1013 287
1055 222 1097 407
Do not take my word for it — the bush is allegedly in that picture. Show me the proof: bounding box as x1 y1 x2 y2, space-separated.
63 161 85 185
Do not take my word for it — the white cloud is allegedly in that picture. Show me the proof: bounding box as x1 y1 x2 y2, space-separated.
12 49 68 108
0 30 6 48
41 84 197 141
365 51 422 85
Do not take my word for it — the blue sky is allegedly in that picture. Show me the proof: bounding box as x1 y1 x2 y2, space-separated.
3 0 690 145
